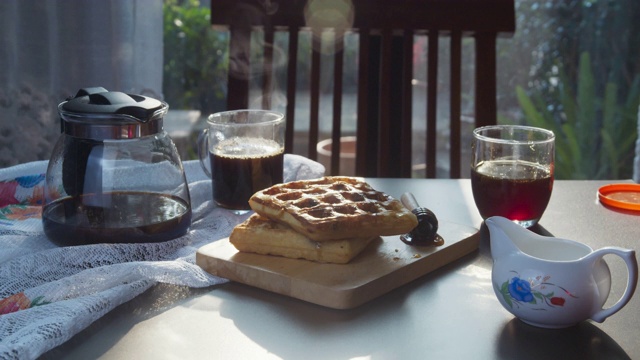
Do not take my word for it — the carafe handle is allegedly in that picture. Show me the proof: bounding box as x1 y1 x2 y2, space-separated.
197 128 212 178
590 247 638 323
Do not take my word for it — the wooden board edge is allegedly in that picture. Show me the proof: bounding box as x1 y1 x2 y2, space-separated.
330 231 481 309
195 226 480 310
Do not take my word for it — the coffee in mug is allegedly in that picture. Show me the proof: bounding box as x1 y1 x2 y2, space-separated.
198 110 285 211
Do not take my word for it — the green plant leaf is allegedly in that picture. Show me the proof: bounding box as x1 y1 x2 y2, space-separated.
559 70 577 127
515 38 638 179
576 53 598 166
560 123 583 179
516 86 547 129
600 129 617 178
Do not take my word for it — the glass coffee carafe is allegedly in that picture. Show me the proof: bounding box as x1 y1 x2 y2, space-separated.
42 87 191 246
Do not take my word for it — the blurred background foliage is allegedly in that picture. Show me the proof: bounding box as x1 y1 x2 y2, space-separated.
163 0 228 115
163 0 640 179
500 0 640 179
514 53 639 179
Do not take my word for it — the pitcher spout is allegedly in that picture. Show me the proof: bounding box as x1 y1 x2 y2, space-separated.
485 216 528 260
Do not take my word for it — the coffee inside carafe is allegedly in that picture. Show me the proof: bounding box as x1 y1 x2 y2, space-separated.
42 191 191 246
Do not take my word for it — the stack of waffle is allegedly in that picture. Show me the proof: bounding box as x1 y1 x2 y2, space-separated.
229 177 418 264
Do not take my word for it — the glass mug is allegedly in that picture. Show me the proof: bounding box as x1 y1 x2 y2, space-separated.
471 125 555 228
198 110 285 211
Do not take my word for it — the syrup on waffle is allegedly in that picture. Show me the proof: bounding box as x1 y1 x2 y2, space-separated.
230 213 376 264
249 176 418 241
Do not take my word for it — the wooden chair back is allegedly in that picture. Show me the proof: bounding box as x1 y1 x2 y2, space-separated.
211 0 515 178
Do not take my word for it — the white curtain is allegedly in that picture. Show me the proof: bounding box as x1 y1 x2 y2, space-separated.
0 0 163 168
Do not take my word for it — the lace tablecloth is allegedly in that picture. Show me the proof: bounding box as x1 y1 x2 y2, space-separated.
0 155 324 360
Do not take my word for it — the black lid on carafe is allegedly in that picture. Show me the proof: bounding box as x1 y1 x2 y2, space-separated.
58 87 169 140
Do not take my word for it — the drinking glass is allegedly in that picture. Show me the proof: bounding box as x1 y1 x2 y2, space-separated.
471 125 555 228
197 110 285 212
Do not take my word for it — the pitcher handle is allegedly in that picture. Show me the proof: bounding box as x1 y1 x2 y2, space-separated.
590 247 638 323
197 128 212 178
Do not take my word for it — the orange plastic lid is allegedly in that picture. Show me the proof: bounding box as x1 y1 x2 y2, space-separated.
598 183 640 211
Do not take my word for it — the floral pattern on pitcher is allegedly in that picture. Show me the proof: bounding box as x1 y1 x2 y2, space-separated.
498 271 579 309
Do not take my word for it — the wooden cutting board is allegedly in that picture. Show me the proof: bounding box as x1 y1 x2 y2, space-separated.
196 221 479 309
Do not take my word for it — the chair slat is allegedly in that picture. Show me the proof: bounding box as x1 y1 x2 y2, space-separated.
449 31 462 179
284 28 299 154
227 26 250 109
262 26 274 109
308 33 321 161
475 33 498 128
355 29 372 176
426 30 439 178
378 29 393 177
330 33 345 175
400 29 414 178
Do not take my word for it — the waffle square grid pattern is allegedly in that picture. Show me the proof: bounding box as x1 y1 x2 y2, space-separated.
249 176 418 241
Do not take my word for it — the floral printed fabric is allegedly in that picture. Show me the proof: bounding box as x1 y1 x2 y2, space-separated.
0 165 56 320
0 292 48 315
0 156 325 359
0 174 45 222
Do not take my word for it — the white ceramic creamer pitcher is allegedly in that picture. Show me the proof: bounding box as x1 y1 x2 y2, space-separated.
486 216 638 328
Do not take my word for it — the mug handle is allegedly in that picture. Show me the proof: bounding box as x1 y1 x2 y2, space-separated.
590 247 638 323
197 128 212 178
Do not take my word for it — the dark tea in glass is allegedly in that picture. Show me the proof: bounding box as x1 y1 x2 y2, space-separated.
471 160 553 223
471 125 555 228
